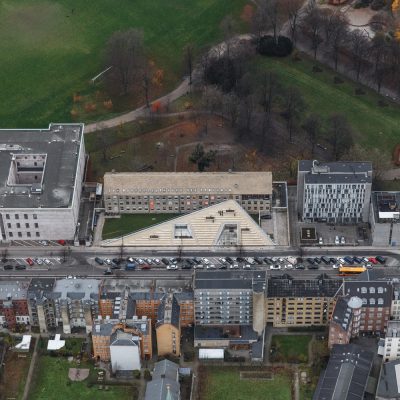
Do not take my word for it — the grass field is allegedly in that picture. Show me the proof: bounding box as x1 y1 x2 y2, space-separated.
270 335 311 363
256 53 400 155
30 356 135 400
0 0 247 128
201 367 291 400
103 213 180 239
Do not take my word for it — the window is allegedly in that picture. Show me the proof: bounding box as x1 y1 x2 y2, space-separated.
361 287 367 294
378 298 384 305
16 223 20 228
33 214 37 220
24 214 28 219
370 298 376 305
378 287 384 293
5 214 10 219
25 223 29 228
7 223 11 228
18 232 22 238
9 232 13 237
27 232 31 238
34 223 38 228
35 232 40 237
15 214 19 219
369 287 376 294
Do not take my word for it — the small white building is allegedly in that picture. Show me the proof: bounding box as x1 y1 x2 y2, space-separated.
380 321 400 362
110 330 141 372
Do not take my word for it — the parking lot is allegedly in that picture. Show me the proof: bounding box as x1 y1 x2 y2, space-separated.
1 257 66 271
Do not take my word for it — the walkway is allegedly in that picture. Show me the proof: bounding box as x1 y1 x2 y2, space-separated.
22 336 39 400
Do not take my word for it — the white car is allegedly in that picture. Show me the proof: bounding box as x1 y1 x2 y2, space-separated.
35 258 43 265
319 237 323 245
341 236 345 244
154 259 161 265
286 264 293 269
230 264 239 269
167 264 178 270
105 259 112 265
243 264 251 269
219 258 226 263
202 258 210 265
207 264 216 269
39 240 49 246
194 264 204 269
44 259 52 266
335 236 340 245
146 258 153 265
338 258 346 264
137 259 145 265
332 264 339 269
362 257 369 263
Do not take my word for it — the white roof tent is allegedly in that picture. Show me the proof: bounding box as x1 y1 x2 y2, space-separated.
199 348 224 359
47 334 65 351
15 335 31 351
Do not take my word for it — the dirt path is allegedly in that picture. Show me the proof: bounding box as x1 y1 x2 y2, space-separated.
22 336 39 400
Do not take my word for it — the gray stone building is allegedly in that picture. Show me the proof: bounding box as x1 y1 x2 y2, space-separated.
370 191 400 246
103 171 273 216
0 123 85 242
297 160 372 223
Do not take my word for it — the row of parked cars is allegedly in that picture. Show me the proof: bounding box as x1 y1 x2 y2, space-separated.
304 255 386 269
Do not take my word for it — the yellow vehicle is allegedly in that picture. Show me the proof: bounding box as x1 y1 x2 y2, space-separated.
338 266 366 276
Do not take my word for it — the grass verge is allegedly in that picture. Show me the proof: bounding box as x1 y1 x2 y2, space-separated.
270 335 311 363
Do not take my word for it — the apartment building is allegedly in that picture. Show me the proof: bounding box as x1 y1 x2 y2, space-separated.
265 274 341 327
380 321 400 362
194 270 266 335
392 282 400 320
52 278 100 334
370 191 400 246
27 278 56 333
343 270 392 333
297 160 372 223
92 317 152 362
174 292 194 328
104 171 273 216
156 293 181 357
0 124 85 241
328 296 363 348
110 330 141 372
0 280 30 330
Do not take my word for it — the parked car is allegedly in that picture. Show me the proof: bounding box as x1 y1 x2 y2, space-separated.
376 255 386 264
26 258 34 266
146 259 153 265
344 256 354 265
321 256 330 265
57 239 66 246
295 264 305 269
141 264 151 270
95 257 104 265
16 264 26 270
335 236 340 245
194 264 204 269
161 258 170 265
103 268 113 275
104 259 112 265
206 264 216 269
125 263 137 271
341 236 346 244
35 258 43 265
353 257 362 264
154 259 161 265
167 264 178 270
319 237 323 245
307 258 315 265
254 257 263 264
225 257 234 264
181 264 192 270
314 257 322 264
368 257 378 264
3 265 13 270
44 259 52 266
39 240 49 246
329 257 337 264
308 265 319 270
218 264 227 269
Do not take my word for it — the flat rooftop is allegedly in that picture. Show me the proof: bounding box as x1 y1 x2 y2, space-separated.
53 278 100 301
373 191 400 221
0 280 29 300
0 123 83 209
299 160 372 174
304 173 371 185
104 171 273 195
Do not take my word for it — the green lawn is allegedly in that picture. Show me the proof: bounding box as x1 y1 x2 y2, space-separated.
255 54 400 155
270 335 311 363
30 356 135 400
202 367 291 400
0 0 247 128
103 213 180 239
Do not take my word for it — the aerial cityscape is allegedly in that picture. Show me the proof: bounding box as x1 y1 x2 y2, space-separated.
0 1 400 400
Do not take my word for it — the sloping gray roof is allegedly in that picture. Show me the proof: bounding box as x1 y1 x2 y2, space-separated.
0 124 83 208
331 297 353 331
144 378 180 400
110 330 138 347
376 360 400 398
153 359 179 381
313 344 374 400
344 279 392 307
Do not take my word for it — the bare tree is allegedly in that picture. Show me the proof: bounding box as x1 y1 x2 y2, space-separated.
302 4 324 59
252 0 285 43
257 71 280 117
189 144 217 171
142 69 151 108
220 15 237 58
283 0 304 44
326 114 353 161
183 44 195 85
105 29 144 95
282 87 306 143
324 13 349 71
370 34 390 93
223 92 240 127
200 86 223 134
348 29 369 82
302 113 321 157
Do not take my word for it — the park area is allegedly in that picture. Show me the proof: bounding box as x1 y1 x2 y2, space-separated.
199 366 292 400
29 356 136 400
256 53 400 156
0 0 247 128
270 335 311 364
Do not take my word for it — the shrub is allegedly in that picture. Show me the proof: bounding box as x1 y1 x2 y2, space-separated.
133 369 141 379
257 35 293 57
144 369 152 381
204 56 237 92
370 0 386 10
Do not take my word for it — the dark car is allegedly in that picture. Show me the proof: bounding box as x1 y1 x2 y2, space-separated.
103 268 113 275
314 257 322 264
218 264 228 269
112 258 122 265
308 264 319 270
16 265 27 270
181 264 192 270
161 258 170 266
353 257 362 264
307 258 315 265
225 257 234 264
264 257 272 264
344 256 354 265
296 257 303 264
295 264 305 269
329 257 337 264
141 264 151 270
254 257 263 264
95 257 104 265
186 259 195 266
237 257 245 263
3 265 13 270
376 255 386 264
321 256 330 265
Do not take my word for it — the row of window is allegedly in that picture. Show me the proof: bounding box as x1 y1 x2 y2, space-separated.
8 231 40 238
7 222 39 229
5 213 37 220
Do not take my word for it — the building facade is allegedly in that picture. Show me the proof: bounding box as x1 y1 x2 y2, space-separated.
109 330 141 372
297 160 372 223
104 171 273 216
0 281 29 330
0 124 85 241
265 274 341 327
380 321 400 362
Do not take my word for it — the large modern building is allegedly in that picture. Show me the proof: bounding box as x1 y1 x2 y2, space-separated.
370 191 400 246
103 171 273 215
0 124 85 241
102 199 275 250
297 160 372 223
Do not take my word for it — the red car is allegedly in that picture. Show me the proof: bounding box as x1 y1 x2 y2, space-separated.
140 264 151 270
26 258 34 266
57 240 66 246
368 257 378 264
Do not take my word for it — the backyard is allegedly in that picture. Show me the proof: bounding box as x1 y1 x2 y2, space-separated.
199 367 292 400
29 356 136 400
0 0 247 128
255 53 400 156
270 335 311 363
103 213 180 239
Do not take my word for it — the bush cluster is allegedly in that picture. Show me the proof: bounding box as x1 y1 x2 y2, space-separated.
257 35 293 57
